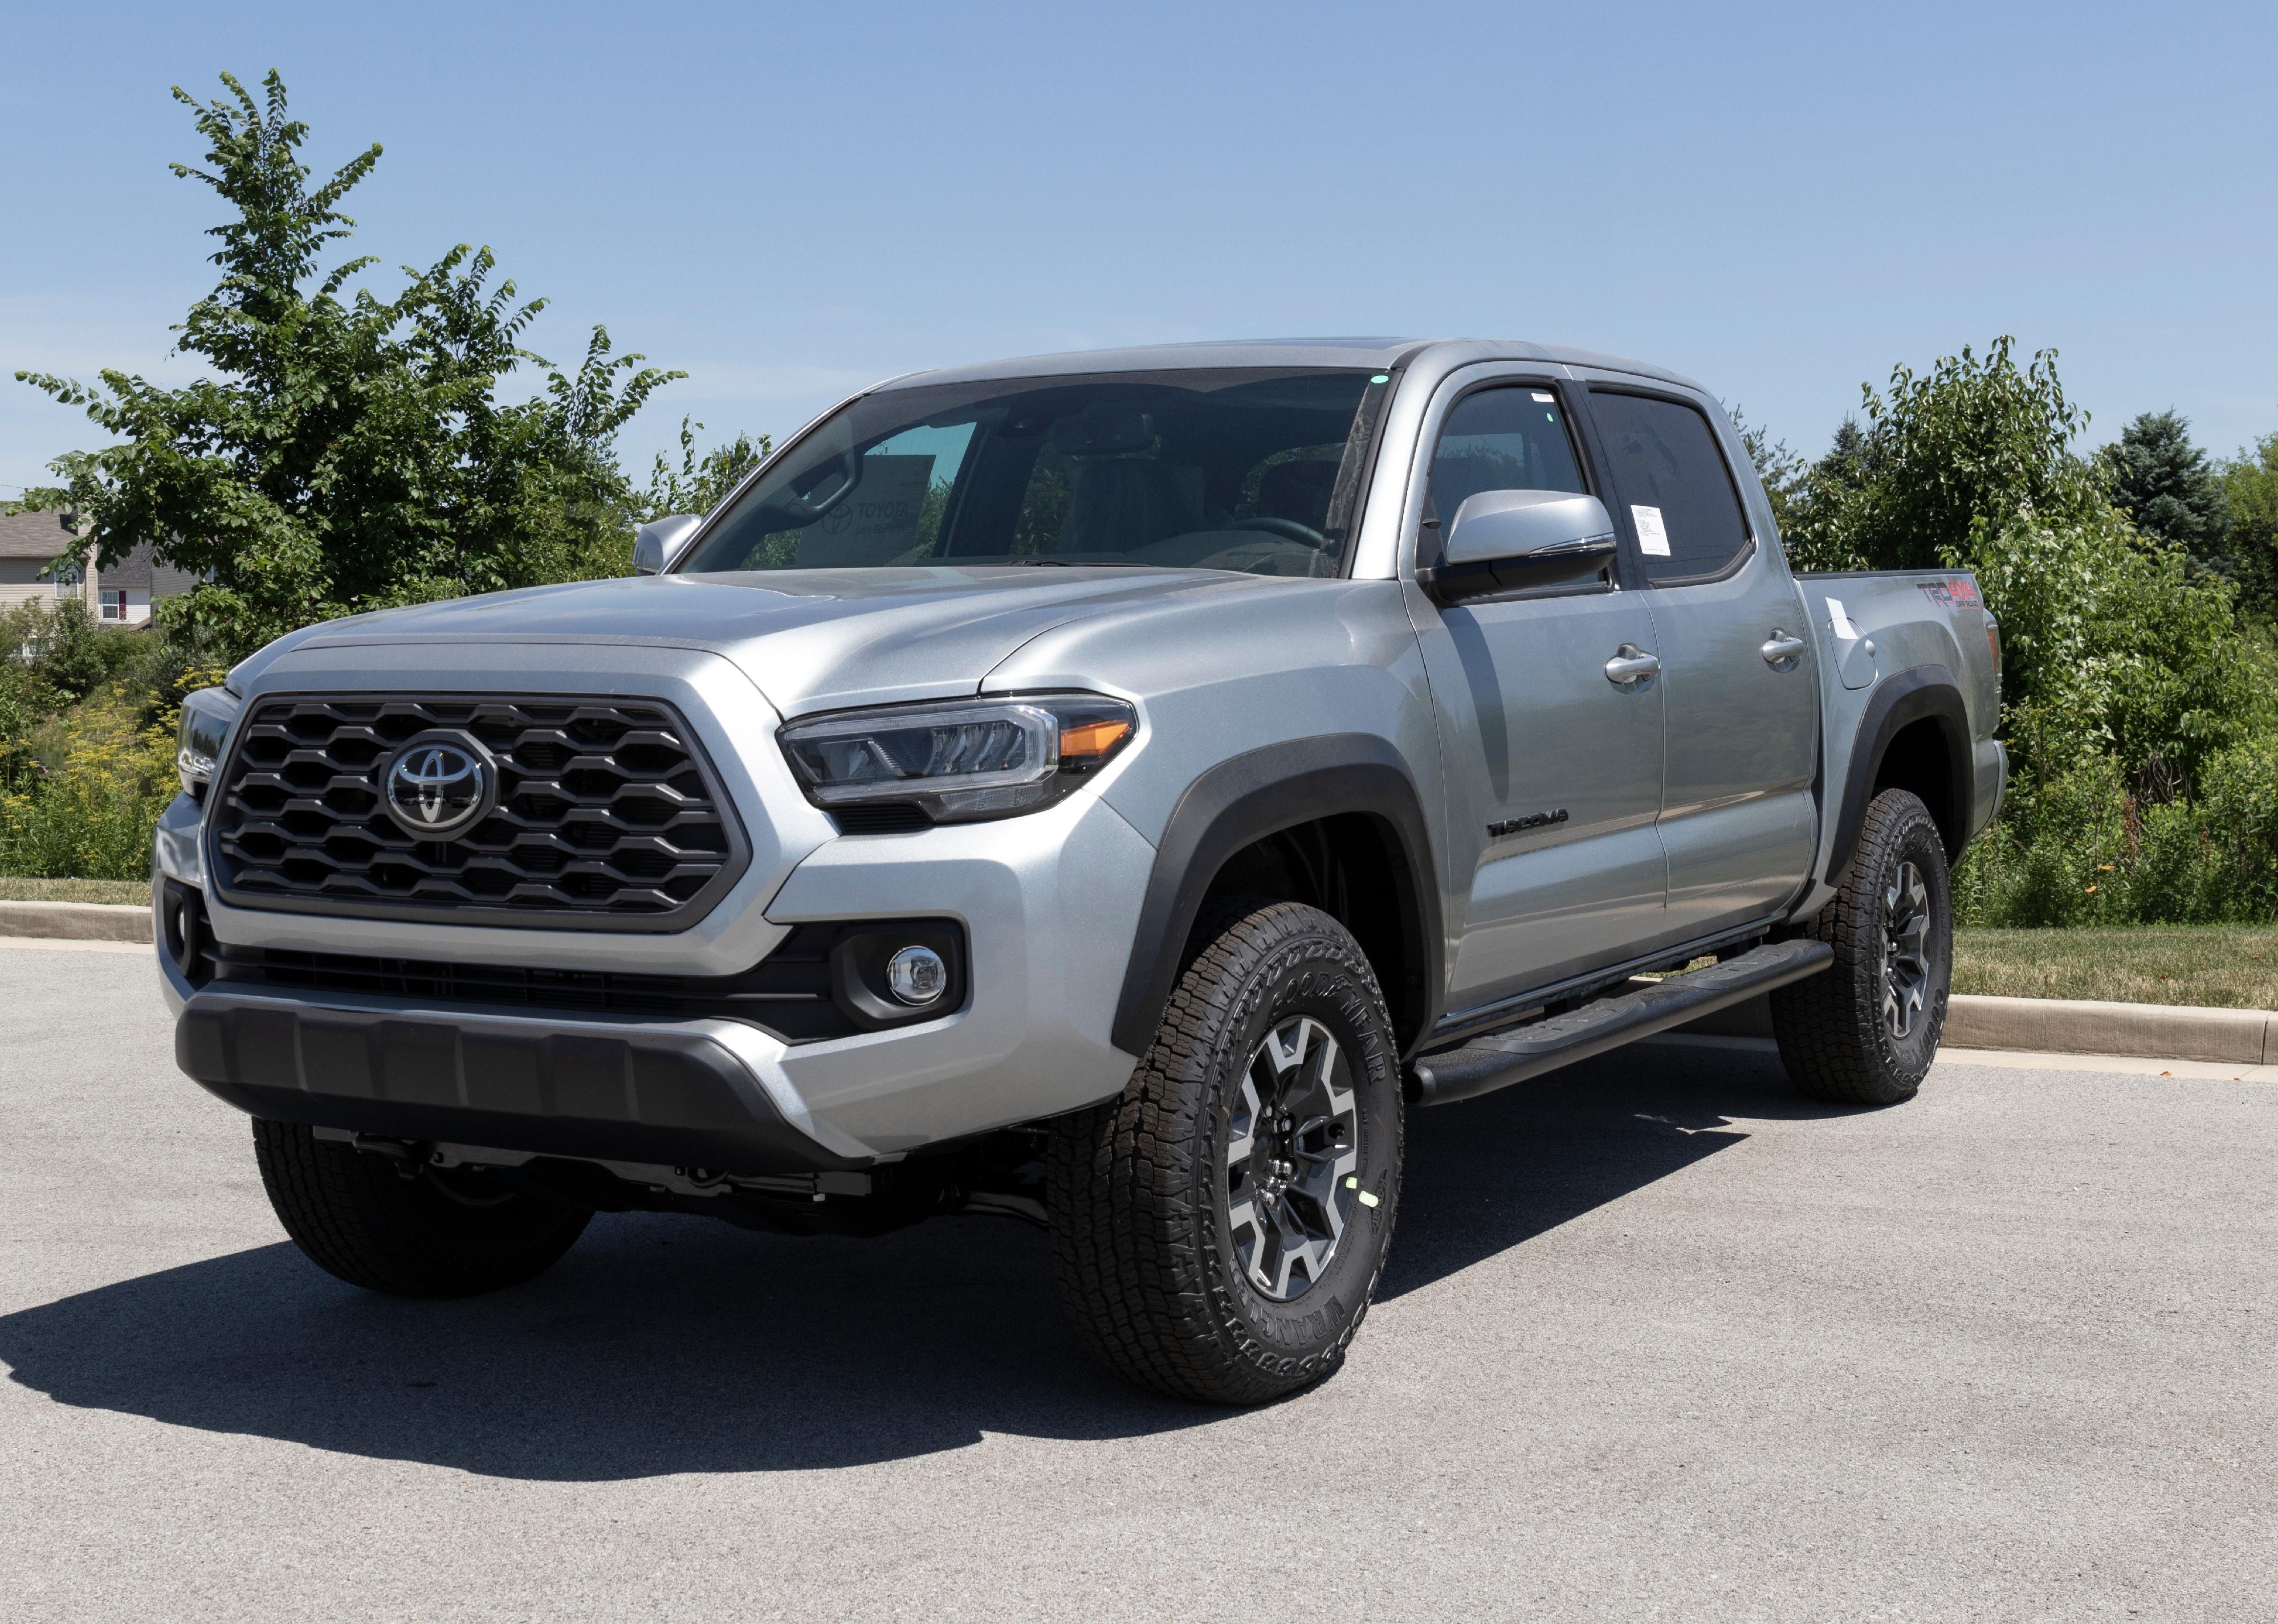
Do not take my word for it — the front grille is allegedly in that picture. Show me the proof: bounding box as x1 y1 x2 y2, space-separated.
207 693 748 931
205 929 854 1043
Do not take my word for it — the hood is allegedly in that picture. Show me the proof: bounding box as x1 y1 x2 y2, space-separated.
251 566 1270 716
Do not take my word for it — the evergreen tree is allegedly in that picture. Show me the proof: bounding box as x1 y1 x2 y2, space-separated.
2100 410 2230 564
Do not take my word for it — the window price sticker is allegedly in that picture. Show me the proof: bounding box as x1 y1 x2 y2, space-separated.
1631 504 1670 556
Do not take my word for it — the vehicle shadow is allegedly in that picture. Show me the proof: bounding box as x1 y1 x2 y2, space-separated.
1382 1037 1849 1299
0 1039 1844 1479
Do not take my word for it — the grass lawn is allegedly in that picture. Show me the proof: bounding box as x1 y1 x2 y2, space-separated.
1955 926 2278 1010
0 877 151 907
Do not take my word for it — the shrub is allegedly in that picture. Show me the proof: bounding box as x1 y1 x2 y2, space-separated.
0 679 177 880
1957 730 2278 927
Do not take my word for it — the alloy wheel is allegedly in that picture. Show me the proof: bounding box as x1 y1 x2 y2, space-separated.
1224 1015 1360 1301
1881 859 1932 1040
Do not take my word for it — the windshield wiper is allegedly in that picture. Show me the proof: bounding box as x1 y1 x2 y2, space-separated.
1007 557 1155 568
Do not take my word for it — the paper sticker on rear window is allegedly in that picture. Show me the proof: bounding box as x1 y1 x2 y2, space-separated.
1632 505 1670 556
1531 391 1555 402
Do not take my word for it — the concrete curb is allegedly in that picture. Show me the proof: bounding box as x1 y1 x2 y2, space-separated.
1943 994 2272 1065
1683 989 2277 1064
0 900 153 945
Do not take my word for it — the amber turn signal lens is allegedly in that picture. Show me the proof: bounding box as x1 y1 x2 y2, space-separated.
1059 719 1132 760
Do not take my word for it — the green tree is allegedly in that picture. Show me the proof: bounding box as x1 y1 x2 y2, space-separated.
2220 432 2278 620
1725 405 1807 541
642 417 772 519
1 484 72 516
1778 418 1880 572
1783 338 2106 574
2099 409 2229 565
15 71 680 660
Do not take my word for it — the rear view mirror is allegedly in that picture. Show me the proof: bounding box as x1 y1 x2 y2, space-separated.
634 514 702 576
1048 405 1155 456
1421 491 1617 605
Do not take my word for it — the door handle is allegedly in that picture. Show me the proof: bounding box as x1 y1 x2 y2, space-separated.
1761 630 1807 671
1604 644 1661 688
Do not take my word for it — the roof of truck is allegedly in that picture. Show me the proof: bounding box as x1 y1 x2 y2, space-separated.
873 337 1701 393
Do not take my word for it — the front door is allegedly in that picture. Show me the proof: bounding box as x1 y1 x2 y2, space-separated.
1583 384 1820 937
1408 379 1669 1016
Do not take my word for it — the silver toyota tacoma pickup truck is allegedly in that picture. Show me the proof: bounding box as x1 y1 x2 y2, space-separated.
156 338 2004 1403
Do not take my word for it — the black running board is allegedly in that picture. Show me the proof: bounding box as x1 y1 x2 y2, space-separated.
1408 939 1833 1106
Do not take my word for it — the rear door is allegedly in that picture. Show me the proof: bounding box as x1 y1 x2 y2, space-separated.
1405 373 1670 1014
1581 382 1820 937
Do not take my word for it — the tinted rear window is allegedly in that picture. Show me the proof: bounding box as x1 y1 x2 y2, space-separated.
1587 392 1751 583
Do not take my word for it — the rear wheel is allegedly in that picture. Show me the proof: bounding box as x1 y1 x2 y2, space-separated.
1770 788 1953 1105
252 1120 592 1297
1046 901 1403 1405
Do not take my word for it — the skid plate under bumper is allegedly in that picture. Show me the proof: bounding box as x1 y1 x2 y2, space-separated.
176 991 865 1175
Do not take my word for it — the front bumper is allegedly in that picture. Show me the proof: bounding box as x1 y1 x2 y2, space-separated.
174 986 865 1173
157 755 1158 1172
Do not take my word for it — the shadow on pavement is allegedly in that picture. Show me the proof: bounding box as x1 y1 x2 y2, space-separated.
0 1039 1841 1479
1383 1038 1848 1299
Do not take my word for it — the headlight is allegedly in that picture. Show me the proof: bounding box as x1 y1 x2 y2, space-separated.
781 693 1137 824
176 685 240 798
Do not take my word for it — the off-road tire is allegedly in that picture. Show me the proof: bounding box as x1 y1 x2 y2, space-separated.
1771 788 1953 1106
252 1119 593 1297
1046 900 1404 1405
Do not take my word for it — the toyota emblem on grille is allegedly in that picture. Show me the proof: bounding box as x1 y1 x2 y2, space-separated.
381 736 492 838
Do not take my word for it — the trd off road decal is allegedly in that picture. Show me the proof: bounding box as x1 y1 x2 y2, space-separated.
1916 578 1983 610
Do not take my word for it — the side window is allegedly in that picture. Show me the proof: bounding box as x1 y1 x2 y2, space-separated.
1427 385 1588 531
1586 392 1751 584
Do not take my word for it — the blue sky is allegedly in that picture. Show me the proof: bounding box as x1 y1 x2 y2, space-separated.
3 1 2273 499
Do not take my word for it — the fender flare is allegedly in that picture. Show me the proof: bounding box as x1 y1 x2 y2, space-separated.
1109 735 1444 1057
1826 665 1974 877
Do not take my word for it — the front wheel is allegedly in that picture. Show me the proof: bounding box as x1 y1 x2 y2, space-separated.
1770 788 1954 1105
1046 901 1404 1405
252 1120 592 1297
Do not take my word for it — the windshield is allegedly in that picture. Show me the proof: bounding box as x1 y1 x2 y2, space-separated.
678 368 1388 578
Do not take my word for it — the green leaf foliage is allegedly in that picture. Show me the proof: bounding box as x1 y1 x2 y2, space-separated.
642 417 773 520
2219 432 2278 622
1780 337 2107 574
1725 405 1807 539
1966 504 2267 797
13 71 683 661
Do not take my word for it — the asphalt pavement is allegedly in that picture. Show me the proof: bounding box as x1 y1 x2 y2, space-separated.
2 940 2272 1622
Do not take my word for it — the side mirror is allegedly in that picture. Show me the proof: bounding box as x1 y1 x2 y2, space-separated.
634 514 702 576
1420 491 1617 605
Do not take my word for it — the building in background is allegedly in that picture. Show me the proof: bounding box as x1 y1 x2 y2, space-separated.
0 510 196 624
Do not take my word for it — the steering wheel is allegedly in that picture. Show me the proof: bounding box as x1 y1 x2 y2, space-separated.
1225 516 1332 550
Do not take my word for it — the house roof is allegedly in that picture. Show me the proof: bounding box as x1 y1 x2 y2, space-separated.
0 509 76 560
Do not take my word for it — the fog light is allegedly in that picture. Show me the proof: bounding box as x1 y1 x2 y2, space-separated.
886 945 948 1005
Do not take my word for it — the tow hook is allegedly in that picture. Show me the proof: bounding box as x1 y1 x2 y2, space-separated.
351 1133 435 1180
